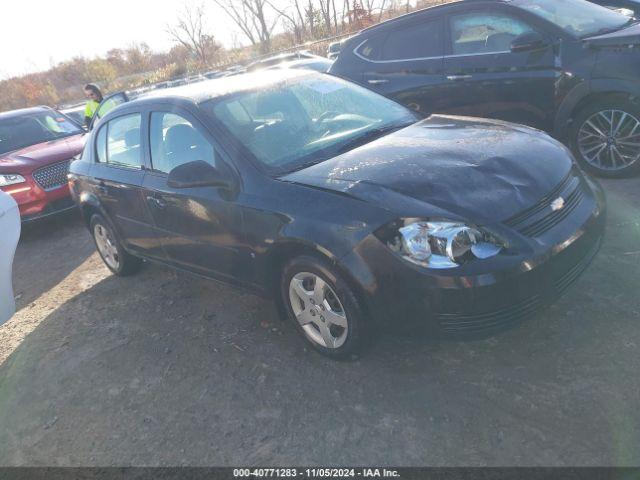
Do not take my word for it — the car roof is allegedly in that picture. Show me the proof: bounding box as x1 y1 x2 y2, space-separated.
0 106 54 120
132 69 314 106
359 0 510 32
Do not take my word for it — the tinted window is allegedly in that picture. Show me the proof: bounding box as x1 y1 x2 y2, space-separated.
381 20 443 60
514 0 630 37
149 112 215 174
105 114 142 168
450 12 533 55
355 35 385 61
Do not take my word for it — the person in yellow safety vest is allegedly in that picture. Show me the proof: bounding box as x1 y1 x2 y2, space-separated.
83 84 103 128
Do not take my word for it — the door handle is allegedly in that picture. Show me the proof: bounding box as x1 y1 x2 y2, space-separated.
146 195 167 210
367 79 389 85
97 181 108 195
447 74 473 81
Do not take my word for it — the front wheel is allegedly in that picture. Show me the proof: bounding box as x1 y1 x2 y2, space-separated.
90 214 142 276
281 255 366 359
570 97 640 178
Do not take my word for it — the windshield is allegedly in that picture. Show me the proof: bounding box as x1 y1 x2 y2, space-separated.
204 75 417 174
0 110 82 155
515 0 631 37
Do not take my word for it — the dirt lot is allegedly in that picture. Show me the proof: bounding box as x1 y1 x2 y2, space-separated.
0 178 638 467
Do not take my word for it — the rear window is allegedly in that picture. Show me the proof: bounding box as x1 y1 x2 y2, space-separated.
94 114 142 168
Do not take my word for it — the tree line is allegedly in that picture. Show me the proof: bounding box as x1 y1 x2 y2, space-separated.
0 0 449 112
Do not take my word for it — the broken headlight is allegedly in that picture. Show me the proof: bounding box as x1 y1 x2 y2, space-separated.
385 219 504 269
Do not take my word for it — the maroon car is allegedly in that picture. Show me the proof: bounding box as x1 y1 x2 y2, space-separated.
0 106 86 221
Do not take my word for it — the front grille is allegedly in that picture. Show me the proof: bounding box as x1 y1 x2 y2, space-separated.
32 161 70 191
505 172 584 238
437 295 544 335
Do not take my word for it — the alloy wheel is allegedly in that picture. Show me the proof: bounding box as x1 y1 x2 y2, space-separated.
94 223 120 270
577 109 640 172
288 272 348 349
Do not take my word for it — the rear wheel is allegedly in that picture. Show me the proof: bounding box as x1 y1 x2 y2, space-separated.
570 97 640 178
281 255 366 359
90 214 142 276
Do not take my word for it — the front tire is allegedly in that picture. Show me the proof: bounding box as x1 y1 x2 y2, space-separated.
281 255 366 359
570 97 640 178
90 214 142 276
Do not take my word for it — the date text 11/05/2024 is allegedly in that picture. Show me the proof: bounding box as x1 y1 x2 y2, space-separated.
233 468 401 478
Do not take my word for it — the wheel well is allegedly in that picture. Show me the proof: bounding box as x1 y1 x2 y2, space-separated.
571 92 636 121
80 203 101 228
265 242 370 317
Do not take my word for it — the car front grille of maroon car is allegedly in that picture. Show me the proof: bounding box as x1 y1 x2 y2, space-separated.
32 161 70 191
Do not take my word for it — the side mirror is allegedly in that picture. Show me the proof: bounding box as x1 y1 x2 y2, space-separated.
511 32 550 53
167 160 230 189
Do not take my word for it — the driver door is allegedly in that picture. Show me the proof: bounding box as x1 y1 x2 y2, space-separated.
142 109 244 282
440 9 559 130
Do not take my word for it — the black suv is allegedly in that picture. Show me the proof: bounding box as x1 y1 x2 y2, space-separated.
330 0 640 177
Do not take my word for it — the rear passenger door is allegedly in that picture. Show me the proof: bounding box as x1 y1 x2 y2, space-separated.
360 16 446 115
440 8 558 129
90 112 161 257
142 109 244 282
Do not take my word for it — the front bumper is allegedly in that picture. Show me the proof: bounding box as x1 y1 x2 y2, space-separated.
1 177 74 222
341 177 606 337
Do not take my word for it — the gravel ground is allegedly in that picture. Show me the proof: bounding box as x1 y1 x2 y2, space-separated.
0 178 638 467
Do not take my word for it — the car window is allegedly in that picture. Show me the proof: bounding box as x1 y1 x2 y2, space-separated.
513 0 630 37
381 19 444 60
105 114 142 168
95 126 107 163
149 112 215 174
96 93 128 120
355 35 386 61
449 12 534 55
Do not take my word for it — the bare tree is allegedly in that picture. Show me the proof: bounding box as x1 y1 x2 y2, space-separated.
166 3 220 66
213 0 280 53
266 0 306 43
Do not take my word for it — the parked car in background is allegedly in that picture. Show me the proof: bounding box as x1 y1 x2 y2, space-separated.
89 91 132 130
266 57 334 73
330 0 640 177
0 190 20 326
0 106 86 221
246 51 318 71
589 0 640 17
69 71 605 358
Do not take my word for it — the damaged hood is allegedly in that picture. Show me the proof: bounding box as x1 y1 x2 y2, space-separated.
584 22 640 47
281 116 573 224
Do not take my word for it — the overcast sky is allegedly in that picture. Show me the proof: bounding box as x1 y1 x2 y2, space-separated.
0 0 239 79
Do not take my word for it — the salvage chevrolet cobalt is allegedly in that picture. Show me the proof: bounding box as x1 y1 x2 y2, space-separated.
68 71 605 358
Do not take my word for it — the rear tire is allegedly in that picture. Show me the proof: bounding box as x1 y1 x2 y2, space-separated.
570 97 640 178
280 255 366 359
90 214 142 276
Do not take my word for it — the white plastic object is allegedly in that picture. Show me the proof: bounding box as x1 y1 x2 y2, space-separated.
0 190 20 325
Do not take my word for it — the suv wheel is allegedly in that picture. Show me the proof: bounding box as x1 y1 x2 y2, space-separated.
571 97 640 178
281 255 366 359
90 214 142 276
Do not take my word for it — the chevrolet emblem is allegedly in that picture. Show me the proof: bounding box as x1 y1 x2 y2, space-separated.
551 197 565 212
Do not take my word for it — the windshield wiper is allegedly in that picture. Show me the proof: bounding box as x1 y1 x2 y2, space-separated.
335 123 411 155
